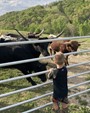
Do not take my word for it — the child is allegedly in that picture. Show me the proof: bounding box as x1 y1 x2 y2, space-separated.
48 52 69 113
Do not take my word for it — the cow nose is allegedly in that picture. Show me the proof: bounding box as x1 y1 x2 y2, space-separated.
74 54 78 56
73 53 78 56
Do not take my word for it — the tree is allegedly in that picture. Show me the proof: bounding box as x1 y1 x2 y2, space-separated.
57 1 72 24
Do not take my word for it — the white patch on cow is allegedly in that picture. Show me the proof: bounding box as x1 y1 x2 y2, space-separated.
48 34 56 39
0 35 17 41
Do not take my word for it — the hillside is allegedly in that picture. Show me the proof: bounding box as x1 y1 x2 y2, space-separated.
0 0 90 36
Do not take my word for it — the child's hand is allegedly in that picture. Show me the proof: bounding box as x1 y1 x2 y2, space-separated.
49 68 53 72
48 68 53 79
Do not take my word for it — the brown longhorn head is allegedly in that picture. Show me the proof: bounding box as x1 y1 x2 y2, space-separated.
65 40 81 55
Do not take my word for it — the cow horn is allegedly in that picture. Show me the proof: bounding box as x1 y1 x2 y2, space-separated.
56 29 65 37
78 40 87 43
36 29 44 37
15 29 29 41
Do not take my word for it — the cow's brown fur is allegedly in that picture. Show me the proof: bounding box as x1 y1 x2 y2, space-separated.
49 40 80 65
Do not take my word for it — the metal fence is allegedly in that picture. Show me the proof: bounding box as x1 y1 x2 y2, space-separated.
0 36 90 112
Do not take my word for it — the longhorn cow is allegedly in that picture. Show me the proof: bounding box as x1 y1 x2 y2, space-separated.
48 40 81 65
2 29 44 40
0 30 50 85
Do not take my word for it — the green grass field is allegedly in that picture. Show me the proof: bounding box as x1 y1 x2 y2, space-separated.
0 30 90 113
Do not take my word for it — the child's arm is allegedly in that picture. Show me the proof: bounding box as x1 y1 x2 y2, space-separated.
47 68 54 79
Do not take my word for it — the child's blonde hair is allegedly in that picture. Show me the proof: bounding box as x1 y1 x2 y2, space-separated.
54 52 65 65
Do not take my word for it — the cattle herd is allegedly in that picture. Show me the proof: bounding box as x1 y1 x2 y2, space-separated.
0 29 82 85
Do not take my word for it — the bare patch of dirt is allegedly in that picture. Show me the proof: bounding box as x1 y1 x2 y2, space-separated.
67 54 90 106
41 53 90 106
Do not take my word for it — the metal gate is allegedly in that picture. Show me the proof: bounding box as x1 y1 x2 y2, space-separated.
0 36 90 112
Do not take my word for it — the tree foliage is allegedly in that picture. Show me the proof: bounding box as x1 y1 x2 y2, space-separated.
0 0 90 36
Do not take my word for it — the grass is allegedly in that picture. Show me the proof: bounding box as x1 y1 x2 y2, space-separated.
0 68 90 113
69 104 90 113
0 29 90 113
0 68 52 113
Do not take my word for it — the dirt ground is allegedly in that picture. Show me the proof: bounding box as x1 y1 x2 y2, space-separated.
41 52 90 106
67 54 90 106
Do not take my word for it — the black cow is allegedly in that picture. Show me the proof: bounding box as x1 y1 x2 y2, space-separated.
0 37 50 85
